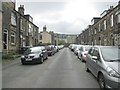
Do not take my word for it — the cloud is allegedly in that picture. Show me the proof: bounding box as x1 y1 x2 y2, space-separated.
16 0 119 34
16 2 66 14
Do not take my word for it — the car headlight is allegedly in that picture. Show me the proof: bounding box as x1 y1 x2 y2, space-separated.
34 54 40 58
106 67 120 78
21 56 25 58
40 54 43 57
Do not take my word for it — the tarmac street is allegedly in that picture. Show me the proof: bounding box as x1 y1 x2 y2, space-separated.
2 48 99 88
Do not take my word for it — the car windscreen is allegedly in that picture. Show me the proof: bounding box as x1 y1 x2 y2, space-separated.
46 46 53 51
100 47 120 61
24 48 42 54
85 46 91 51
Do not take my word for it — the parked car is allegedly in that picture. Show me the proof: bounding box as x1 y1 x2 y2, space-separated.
85 46 120 89
74 45 83 55
58 45 64 50
55 46 59 52
78 45 92 62
21 46 48 65
69 44 75 51
46 45 55 56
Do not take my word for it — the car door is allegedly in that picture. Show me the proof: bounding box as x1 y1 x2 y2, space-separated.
87 47 94 73
42 48 47 59
90 47 100 77
79 46 84 59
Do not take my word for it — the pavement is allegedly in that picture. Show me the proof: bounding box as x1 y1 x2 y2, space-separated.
2 48 100 88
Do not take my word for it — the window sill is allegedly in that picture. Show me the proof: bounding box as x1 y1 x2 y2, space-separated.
11 24 17 27
11 43 15 46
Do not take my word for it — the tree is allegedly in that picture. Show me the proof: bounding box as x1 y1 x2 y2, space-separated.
58 40 66 45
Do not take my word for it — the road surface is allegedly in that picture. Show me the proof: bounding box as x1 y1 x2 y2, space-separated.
3 48 99 88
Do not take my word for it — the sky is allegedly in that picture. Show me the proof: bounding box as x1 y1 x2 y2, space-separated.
16 0 119 34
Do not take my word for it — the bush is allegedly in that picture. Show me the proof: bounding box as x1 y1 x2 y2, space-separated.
2 54 14 60
2 50 20 60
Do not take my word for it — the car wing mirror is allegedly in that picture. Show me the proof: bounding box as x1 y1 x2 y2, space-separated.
42 50 46 53
92 56 98 60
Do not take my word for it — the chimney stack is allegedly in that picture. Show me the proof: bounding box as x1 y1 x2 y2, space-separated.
43 25 47 32
18 5 24 15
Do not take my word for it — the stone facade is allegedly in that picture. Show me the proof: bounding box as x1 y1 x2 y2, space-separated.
2 2 17 52
66 35 77 44
78 1 120 46
0 1 2 52
39 26 52 45
2 2 39 53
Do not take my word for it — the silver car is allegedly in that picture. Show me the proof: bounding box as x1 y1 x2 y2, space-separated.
74 45 83 55
85 46 120 89
78 45 92 62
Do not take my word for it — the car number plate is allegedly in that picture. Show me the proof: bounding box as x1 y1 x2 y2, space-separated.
26 58 32 61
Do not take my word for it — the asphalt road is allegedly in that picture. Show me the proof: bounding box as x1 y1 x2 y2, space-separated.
2 48 100 88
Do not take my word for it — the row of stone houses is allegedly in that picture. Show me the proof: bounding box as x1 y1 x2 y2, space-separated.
39 25 52 45
1 1 78 53
38 25 77 46
77 1 120 46
2 1 39 53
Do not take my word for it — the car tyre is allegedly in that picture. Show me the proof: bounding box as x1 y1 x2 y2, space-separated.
22 62 25 65
98 73 106 89
81 58 84 62
85 63 90 72
46 55 48 60
40 57 44 64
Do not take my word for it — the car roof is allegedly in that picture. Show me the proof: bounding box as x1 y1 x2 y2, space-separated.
30 46 45 49
92 45 118 48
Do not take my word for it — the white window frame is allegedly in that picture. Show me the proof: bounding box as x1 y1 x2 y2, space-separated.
20 19 23 30
99 24 101 32
117 13 120 24
104 20 106 30
118 34 120 45
89 30 90 36
91 29 93 35
104 38 107 46
94 28 96 34
100 40 101 46
11 12 16 26
94 39 96 45
29 23 31 33
111 14 114 27
11 32 15 45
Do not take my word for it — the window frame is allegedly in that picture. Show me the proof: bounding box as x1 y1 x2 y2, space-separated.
117 13 120 24
104 20 106 30
11 31 16 45
11 12 16 26
110 14 114 27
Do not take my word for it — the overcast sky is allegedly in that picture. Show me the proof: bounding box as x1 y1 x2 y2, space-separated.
16 0 119 34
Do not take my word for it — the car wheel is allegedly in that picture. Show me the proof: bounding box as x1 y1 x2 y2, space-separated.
81 57 83 62
22 62 25 65
77 55 79 59
46 55 48 59
40 57 44 64
78 55 80 59
51 53 53 56
85 63 90 72
98 73 106 89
